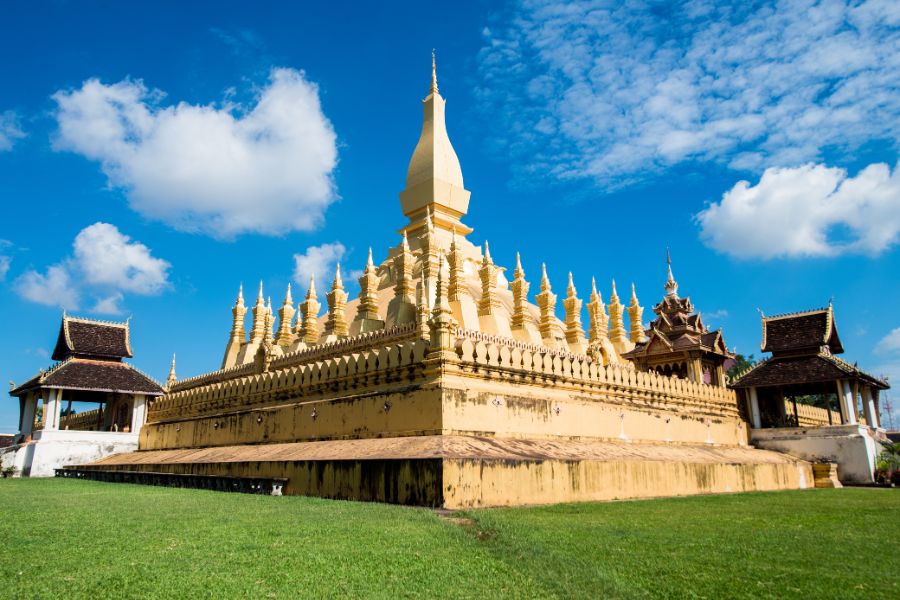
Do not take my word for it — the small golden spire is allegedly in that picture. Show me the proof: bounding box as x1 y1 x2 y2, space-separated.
541 263 551 291
430 49 439 96
167 353 177 388
333 263 343 290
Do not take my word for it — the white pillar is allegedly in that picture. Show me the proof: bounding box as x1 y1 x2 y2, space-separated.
841 380 857 425
862 386 879 429
20 392 37 436
748 387 762 429
45 389 61 431
130 394 147 433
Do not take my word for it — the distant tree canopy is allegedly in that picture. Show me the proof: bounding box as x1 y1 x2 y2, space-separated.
727 354 756 379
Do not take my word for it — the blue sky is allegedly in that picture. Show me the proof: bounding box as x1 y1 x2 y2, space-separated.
1 0 899 431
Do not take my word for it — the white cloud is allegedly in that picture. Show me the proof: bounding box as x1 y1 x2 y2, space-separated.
292 242 345 292
52 68 338 238
697 162 900 259
91 292 125 315
876 327 900 355
0 110 26 151
15 264 80 310
476 0 900 186
0 255 10 280
13 222 171 313
74 223 169 294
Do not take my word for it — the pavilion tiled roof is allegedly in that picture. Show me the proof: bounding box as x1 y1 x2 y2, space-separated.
52 315 133 361
11 358 164 396
760 307 843 355
731 353 888 390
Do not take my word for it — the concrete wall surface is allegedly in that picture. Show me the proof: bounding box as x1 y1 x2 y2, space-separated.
0 430 139 477
750 425 880 484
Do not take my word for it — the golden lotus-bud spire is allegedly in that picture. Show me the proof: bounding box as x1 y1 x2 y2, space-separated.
275 283 296 346
477 241 502 317
222 283 248 369
608 279 629 351
563 273 585 349
299 274 320 345
627 283 645 344
400 49 471 235
324 264 349 339
535 263 558 343
587 277 609 344
448 226 466 301
510 252 531 331
249 280 267 343
356 248 381 322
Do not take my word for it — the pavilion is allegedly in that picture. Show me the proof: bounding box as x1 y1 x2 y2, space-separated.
731 305 887 429
623 252 733 387
2 314 164 476
731 305 889 484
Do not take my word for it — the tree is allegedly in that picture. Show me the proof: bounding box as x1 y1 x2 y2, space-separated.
727 353 756 380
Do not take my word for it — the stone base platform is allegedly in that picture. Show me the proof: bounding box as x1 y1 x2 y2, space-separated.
79 436 813 508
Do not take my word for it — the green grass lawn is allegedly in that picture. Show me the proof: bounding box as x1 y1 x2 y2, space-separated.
0 480 897 599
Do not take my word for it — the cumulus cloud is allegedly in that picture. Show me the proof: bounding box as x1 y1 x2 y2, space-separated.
52 68 338 238
292 242 346 292
476 0 900 186
73 223 169 294
13 222 171 313
876 327 900 355
15 265 80 311
697 162 900 259
0 110 26 151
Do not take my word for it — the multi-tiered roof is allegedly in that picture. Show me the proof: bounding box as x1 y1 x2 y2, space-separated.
10 315 163 397
623 253 732 373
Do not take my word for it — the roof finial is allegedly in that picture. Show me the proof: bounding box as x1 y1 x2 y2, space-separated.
664 248 678 298
430 48 439 96
167 353 177 388
366 247 374 268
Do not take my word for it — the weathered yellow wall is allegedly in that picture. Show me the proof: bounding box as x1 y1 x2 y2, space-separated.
440 374 748 446
442 458 813 508
141 387 443 450
79 454 811 508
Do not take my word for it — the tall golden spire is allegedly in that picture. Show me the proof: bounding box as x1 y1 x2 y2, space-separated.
399 51 472 236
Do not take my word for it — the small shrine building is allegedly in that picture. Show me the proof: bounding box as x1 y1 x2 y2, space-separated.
731 305 889 484
3 315 164 476
623 253 733 387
